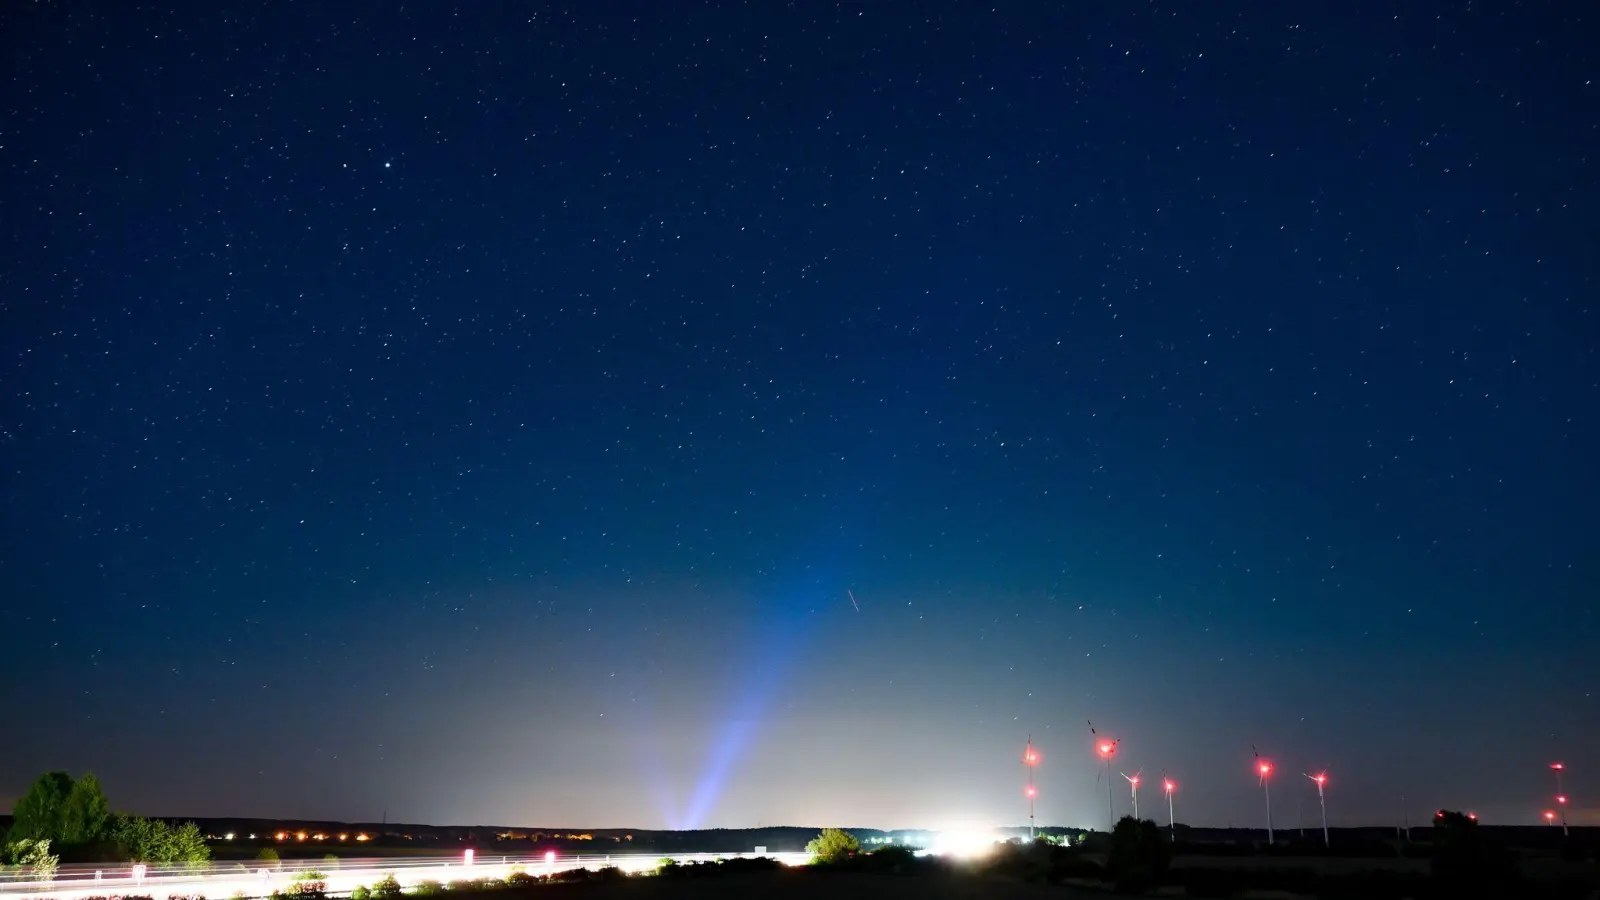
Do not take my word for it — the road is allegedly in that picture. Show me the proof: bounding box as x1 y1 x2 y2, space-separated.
0 852 814 899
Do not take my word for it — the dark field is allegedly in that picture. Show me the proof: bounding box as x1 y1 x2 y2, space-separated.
455 872 1080 900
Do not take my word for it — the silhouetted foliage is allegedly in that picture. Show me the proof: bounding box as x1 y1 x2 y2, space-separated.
656 856 785 879
1105 816 1170 893
805 827 860 863
255 847 280 863
1430 809 1520 897
369 873 403 899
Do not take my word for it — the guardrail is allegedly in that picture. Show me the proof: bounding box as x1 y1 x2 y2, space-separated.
0 851 814 899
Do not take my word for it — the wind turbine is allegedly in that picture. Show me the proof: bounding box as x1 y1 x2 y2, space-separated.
1088 721 1120 832
1253 745 1275 846
1122 771 1143 820
1304 771 1330 848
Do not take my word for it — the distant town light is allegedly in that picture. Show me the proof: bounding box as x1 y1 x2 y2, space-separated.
276 832 288 841
356 833 371 842
224 833 236 841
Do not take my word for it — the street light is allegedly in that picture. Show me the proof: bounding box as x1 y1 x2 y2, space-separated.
1304 772 1329 849
1122 772 1142 821
1163 778 1177 840
1257 758 1276 846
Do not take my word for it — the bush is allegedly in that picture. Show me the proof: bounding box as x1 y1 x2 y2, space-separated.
1105 816 1170 892
6 837 61 880
351 888 371 900
806 828 860 864
504 871 537 887
369 874 403 899
286 880 326 899
256 848 280 863
412 879 444 896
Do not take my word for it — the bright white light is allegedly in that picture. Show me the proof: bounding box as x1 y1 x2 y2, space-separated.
930 829 1001 859
545 850 557 865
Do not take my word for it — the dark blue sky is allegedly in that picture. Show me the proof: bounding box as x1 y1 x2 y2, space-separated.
2 1 1595 832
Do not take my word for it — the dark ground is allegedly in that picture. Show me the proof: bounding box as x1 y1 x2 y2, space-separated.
478 872 1081 900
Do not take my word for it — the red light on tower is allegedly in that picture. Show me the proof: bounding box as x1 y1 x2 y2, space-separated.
1098 741 1115 758
1025 785 1037 798
1258 761 1273 778
1551 762 1565 771
1467 812 1477 821
1556 795 1568 805
1544 810 1557 824
1129 773 1141 787
1312 773 1327 786
1164 779 1176 793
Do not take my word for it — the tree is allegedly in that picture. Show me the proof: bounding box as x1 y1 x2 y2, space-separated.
1431 809 1517 893
805 828 860 863
110 815 210 866
60 773 111 845
9 773 74 844
1105 816 1170 892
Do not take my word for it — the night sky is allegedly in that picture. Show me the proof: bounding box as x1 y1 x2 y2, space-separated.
2 2 1596 834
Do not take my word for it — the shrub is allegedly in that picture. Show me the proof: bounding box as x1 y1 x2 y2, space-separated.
351 887 371 900
256 848 280 863
805 828 860 864
369 874 403 899
287 880 326 899
411 879 444 896
504 871 537 887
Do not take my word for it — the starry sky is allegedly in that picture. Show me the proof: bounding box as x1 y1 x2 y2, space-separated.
1 1 1596 834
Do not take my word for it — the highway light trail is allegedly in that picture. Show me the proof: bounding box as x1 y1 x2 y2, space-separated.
0 852 813 899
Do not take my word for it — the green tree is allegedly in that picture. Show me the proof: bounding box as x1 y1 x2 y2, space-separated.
60 773 112 845
256 847 280 862
111 815 211 866
805 828 860 863
9 773 74 843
